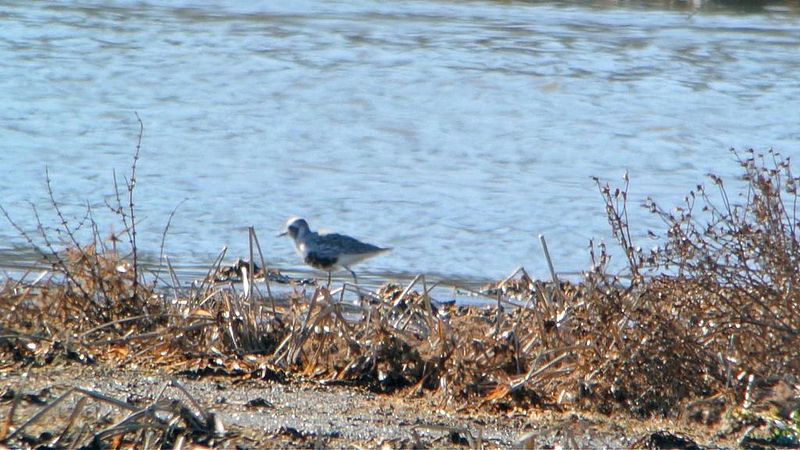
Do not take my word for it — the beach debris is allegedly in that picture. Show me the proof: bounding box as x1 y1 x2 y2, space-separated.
244 397 274 409
212 258 315 285
633 430 700 450
1 381 228 449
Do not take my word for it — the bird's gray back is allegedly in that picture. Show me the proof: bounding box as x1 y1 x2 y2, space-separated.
311 232 388 256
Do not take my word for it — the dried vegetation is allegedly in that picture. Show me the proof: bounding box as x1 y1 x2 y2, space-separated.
1 140 799 448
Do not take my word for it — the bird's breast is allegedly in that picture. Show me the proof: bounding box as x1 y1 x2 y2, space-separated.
304 251 338 270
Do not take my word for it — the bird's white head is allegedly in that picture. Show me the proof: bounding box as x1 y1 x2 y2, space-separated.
278 216 311 241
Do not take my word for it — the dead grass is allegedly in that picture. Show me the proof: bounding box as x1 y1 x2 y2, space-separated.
0 381 226 449
1 137 798 449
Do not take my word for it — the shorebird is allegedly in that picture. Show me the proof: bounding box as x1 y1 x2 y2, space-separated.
277 217 390 285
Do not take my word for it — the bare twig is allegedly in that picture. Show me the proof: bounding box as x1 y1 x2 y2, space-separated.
129 112 144 299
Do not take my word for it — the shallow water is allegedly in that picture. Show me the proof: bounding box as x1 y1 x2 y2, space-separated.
1 0 799 284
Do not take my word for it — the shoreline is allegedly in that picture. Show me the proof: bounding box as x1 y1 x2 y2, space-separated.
2 363 711 449
2 151 798 449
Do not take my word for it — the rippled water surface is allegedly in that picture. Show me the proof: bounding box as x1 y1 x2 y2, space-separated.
1 0 799 282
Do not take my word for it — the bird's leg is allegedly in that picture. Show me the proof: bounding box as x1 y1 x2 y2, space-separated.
344 266 358 284
326 271 332 289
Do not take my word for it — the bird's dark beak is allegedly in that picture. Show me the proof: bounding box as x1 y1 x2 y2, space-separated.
277 231 288 237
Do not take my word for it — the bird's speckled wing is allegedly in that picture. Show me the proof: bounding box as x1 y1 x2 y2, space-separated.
314 233 388 255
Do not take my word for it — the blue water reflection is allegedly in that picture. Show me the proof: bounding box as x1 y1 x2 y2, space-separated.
1 0 798 282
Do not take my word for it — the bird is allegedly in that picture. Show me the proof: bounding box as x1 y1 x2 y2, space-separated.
277 217 391 286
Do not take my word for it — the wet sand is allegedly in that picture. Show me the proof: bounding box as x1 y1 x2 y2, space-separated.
0 363 665 449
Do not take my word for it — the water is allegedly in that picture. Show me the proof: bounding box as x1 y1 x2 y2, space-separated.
1 0 799 284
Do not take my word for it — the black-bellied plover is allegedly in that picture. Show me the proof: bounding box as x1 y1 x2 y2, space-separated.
278 217 390 285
